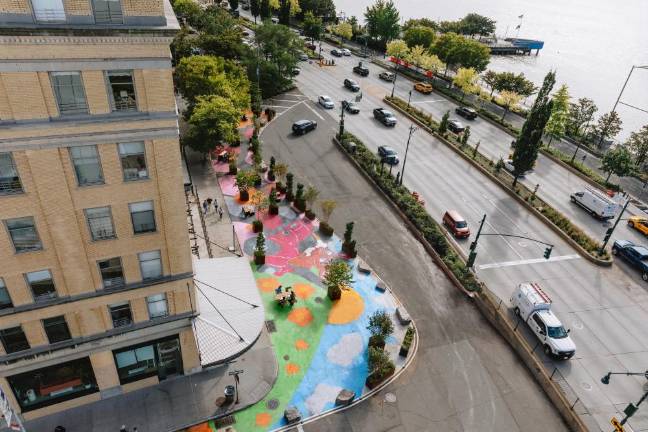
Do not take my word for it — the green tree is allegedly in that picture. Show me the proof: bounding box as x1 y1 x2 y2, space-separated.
438 110 450 135
347 16 362 37
302 11 323 41
498 90 522 121
418 53 445 79
493 71 536 97
626 125 648 168
173 0 202 22
198 29 245 59
323 259 352 301
319 199 336 222
591 110 623 149
403 25 435 49
403 18 438 32
364 0 400 49
453 67 479 101
438 20 463 34
406 45 426 68
601 145 635 182
279 0 290 24
298 0 335 21
254 22 303 81
431 32 490 74
482 70 498 97
386 39 409 61
567 97 598 137
459 13 496 37
185 95 241 154
171 28 201 63
511 71 556 186
260 0 271 19
544 84 570 146
235 169 259 200
332 21 353 43
250 0 260 21
367 310 394 344
254 232 266 261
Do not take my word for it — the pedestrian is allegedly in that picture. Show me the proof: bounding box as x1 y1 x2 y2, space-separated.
218 207 223 220
133 428 138 432
120 426 128 432
202 200 208 214
213 198 218 213
206 198 213 213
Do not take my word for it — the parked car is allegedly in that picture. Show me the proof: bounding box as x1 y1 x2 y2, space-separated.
305 42 317 51
292 119 317 135
343 78 360 92
379 71 395 82
442 210 470 238
318 95 334 109
447 119 465 133
298 53 309 61
414 82 433 94
628 215 648 235
510 282 576 359
270 17 279 24
455 106 477 120
612 240 648 281
331 49 343 57
291 67 301 75
373 108 397 126
342 100 360 114
241 2 250 9
353 62 369 76
570 188 618 219
378 146 399 165
340 48 351 56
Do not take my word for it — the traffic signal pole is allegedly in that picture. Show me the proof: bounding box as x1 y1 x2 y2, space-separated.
599 199 630 255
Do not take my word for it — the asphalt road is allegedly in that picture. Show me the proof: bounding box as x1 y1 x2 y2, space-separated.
272 44 648 432
260 91 568 432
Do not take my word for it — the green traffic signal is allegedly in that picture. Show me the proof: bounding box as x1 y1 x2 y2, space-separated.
544 247 552 259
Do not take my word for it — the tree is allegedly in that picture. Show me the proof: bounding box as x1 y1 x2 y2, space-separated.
418 53 445 79
626 125 648 168
298 0 335 21
438 110 450 135
302 11 323 41
493 71 536 97
173 0 203 22
431 32 490 74
320 199 337 222
332 21 353 43
323 259 352 301
403 18 438 32
544 84 570 146
347 16 363 38
250 0 260 22
438 20 463 34
235 169 259 201
386 39 409 61
591 111 623 149
185 95 241 154
368 346 394 378
260 0 271 19
303 185 319 210
566 97 597 138
406 45 426 68
459 13 496 37
364 0 400 49
279 0 290 24
171 28 201 64
482 70 498 97
254 232 266 264
403 25 435 49
453 67 478 101
461 126 471 146
498 90 523 121
601 145 635 182
228 0 238 10
511 71 556 186
367 310 394 345
341 221 357 257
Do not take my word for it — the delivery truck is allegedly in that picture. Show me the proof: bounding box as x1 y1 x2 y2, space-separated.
570 187 618 219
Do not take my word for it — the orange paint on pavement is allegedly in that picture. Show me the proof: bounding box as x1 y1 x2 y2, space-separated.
187 423 212 432
288 307 313 327
293 283 315 299
328 288 365 324
255 412 272 427
295 339 309 350
285 362 300 375
258 277 280 293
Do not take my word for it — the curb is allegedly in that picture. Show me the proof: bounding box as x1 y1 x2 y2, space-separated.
384 99 612 267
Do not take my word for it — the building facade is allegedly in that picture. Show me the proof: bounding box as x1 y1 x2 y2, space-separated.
0 0 201 420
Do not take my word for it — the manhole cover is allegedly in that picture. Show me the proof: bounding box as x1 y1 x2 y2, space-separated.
581 382 592 391
283 355 290 361
265 320 277 333
572 320 583 330
518 241 527 247
314 296 323 303
266 399 280 410
384 393 397 403
214 415 236 428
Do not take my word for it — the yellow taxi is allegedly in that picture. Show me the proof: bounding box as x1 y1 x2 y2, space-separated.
414 82 433 94
628 215 648 235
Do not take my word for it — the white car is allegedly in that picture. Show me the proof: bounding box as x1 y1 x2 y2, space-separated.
318 95 334 109
340 48 351 56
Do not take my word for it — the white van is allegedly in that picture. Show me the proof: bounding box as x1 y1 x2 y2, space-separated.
510 282 576 360
570 187 618 219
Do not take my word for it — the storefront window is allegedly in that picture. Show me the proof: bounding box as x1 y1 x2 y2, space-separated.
113 336 182 384
7 357 98 411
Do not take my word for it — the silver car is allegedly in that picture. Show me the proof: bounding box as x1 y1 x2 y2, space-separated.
318 95 334 109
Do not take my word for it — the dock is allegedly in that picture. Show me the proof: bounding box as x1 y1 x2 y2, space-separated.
480 37 544 56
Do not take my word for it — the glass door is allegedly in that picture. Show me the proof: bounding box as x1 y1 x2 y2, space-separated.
156 339 182 380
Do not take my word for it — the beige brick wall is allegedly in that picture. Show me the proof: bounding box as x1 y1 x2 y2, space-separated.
37 71 59 118
63 0 91 15
130 296 148 323
89 350 120 390
0 75 12 120
1 42 171 62
22 319 48 347
121 0 164 17
0 0 31 14
1 72 49 120
142 69 176 112
82 70 111 115
179 328 200 373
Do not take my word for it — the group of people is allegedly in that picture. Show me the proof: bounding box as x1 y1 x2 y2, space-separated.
202 197 224 220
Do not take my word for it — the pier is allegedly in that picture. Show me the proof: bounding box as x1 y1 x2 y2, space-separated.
481 37 544 55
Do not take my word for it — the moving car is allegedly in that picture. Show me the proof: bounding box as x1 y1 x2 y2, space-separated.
447 119 465 133
373 108 397 126
353 62 369 77
455 106 477 120
340 48 351 56
570 188 618 219
378 146 399 165
292 119 317 135
414 82 433 94
510 282 576 359
343 78 360 92
442 210 470 238
379 71 395 82
612 240 648 281
628 215 648 235
342 100 360 114
298 53 309 61
331 49 343 57
318 95 334 109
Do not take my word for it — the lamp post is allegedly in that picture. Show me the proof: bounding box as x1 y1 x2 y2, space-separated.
601 370 648 426
399 124 418 185
407 90 412 109
229 369 244 404
611 65 648 114
390 60 400 98
338 100 346 138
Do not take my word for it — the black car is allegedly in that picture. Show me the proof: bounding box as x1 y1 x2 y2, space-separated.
373 108 397 126
342 100 360 114
292 119 317 135
378 146 399 165
448 119 465 133
343 79 360 92
353 64 369 76
331 49 343 57
455 106 477 120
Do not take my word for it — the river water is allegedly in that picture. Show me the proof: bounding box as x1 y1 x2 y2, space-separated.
334 0 648 140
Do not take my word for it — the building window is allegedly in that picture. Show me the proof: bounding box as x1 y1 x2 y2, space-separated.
98 257 125 288
85 206 116 241
26 270 57 301
107 71 137 111
139 250 162 280
146 293 168 318
7 357 98 412
0 326 30 354
0 279 13 310
5 217 42 253
118 142 148 181
129 201 156 234
109 302 132 328
0 153 23 195
93 0 122 24
31 0 66 22
43 316 71 344
113 336 182 384
70 146 103 186
51 72 88 115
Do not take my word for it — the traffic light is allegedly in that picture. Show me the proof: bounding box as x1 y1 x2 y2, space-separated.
544 246 552 259
603 228 613 244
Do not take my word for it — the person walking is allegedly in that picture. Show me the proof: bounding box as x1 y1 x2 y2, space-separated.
206 198 213 213
218 207 223 220
202 200 208 214
120 426 128 432
213 198 218 213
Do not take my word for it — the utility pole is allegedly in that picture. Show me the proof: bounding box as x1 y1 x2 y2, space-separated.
229 369 244 404
466 214 486 268
601 370 648 427
391 63 399 98
599 199 630 255
399 124 418 185
338 101 346 138
407 90 412 109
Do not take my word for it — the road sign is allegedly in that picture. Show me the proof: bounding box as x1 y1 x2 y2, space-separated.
611 417 624 432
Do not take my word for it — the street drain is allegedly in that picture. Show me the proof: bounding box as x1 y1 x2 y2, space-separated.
214 415 236 428
266 399 280 410
384 393 397 403
265 320 277 333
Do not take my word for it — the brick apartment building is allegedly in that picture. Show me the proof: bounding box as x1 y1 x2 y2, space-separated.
0 0 201 421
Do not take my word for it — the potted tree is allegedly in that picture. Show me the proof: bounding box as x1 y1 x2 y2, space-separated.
268 188 279 215
303 186 319 220
274 163 288 194
252 219 264 233
399 326 415 357
323 259 352 301
365 347 396 389
235 169 257 201
229 160 238 175
341 221 357 258
294 183 305 213
267 156 276 182
254 232 266 265
285 173 295 202
367 310 394 350
318 200 337 236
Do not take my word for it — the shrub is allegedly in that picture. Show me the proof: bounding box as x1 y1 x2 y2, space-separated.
252 219 263 233
366 346 395 389
341 221 357 257
367 310 394 345
323 259 352 301
254 232 265 265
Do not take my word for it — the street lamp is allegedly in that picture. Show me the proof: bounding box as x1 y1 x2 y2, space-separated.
338 100 346 138
407 90 412 109
611 65 648 114
390 63 399 98
601 370 648 427
398 124 418 185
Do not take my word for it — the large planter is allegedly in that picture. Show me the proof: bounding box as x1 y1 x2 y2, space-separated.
252 220 263 233
399 345 410 357
239 190 249 201
365 366 395 390
276 183 286 194
319 222 334 237
229 164 238 175
305 210 316 220
368 335 385 350
254 253 265 265
342 241 357 258
269 205 279 215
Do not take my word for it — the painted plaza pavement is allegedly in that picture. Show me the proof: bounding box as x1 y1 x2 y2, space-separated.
191 146 410 432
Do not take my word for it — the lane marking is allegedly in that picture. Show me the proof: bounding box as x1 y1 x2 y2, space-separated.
263 104 295 109
411 99 447 104
477 254 580 270
302 101 324 120
269 98 308 103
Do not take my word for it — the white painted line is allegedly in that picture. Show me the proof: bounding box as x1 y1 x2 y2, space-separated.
263 104 294 109
477 254 580 270
303 101 324 120
270 99 307 103
411 99 447 104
